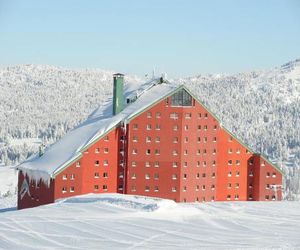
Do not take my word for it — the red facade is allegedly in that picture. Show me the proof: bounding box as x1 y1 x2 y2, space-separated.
18 87 283 209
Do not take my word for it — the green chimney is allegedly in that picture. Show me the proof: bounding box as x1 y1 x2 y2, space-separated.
113 73 124 115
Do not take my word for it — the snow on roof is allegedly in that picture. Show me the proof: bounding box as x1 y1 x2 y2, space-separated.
17 78 179 183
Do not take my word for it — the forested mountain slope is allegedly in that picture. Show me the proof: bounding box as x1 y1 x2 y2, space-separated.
0 60 299 199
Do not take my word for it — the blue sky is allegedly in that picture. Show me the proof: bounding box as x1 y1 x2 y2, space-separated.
0 0 299 77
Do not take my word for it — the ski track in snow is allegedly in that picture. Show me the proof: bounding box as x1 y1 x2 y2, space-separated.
0 194 299 249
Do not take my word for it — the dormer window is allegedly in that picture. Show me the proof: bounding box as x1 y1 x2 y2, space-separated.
171 89 192 106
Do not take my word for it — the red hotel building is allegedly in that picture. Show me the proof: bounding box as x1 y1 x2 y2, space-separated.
17 74 283 209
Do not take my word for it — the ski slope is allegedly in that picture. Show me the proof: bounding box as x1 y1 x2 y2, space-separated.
0 194 299 249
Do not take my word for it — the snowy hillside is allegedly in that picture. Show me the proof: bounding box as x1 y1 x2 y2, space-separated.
0 59 299 203
0 194 299 249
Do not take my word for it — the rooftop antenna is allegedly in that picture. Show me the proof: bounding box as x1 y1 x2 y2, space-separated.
152 67 156 79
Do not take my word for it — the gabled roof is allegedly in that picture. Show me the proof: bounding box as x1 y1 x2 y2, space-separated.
17 79 179 182
17 77 284 183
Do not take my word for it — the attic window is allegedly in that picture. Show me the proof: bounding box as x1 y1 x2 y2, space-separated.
171 89 192 106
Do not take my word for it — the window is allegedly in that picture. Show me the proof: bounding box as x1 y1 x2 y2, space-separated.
94 172 99 178
197 125 201 130
133 124 138 130
183 173 187 179
146 124 152 130
202 173 206 178
173 150 178 156
236 160 241 165
184 125 189 131
133 136 138 142
212 160 216 166
236 171 240 177
196 173 200 179
213 137 217 142
145 161 150 167
172 187 177 192
196 185 200 191
155 124 161 130
227 195 231 200
103 172 108 178
146 149 151 155
171 89 192 106
235 183 240 189
145 174 150 180
172 162 178 168
103 185 108 191
197 149 201 155
197 137 201 143
261 161 266 167
184 149 188 155
145 186 150 192
228 148 233 154
249 194 253 200
154 173 159 180
131 173 136 179
185 113 192 119
211 184 215 190
155 149 160 155
184 162 188 167
95 148 100 154
197 161 200 167
203 137 207 143
203 161 207 167
103 160 108 166
198 113 202 119
266 184 270 189
146 136 151 143
272 173 276 178
204 113 208 119
204 125 208 130
70 174 75 180
234 195 239 200
62 174 67 180
154 161 159 168
62 187 67 193
131 161 137 167
266 172 270 178
76 161 80 167
154 186 159 192
184 137 189 143
173 125 179 131
202 185 206 190
131 186 136 192
203 149 207 154
249 171 253 177
229 136 233 142
170 112 179 119
228 160 233 165
265 195 269 200
156 112 161 118
183 186 187 192
172 174 177 180
70 186 75 193
214 125 217 130
104 148 109 154
95 160 100 166
104 135 109 141
249 183 253 188
155 137 160 143
213 149 217 154
132 149 138 155
236 149 241 154
173 137 179 143
228 171 232 177
166 98 169 106
147 112 152 118
212 172 216 178
94 185 99 190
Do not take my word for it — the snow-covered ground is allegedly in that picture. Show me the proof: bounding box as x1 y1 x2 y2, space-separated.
0 194 299 249
0 166 17 210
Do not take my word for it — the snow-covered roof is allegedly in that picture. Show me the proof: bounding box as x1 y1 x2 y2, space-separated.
17 78 179 182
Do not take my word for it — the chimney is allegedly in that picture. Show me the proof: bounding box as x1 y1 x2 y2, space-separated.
113 73 124 115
